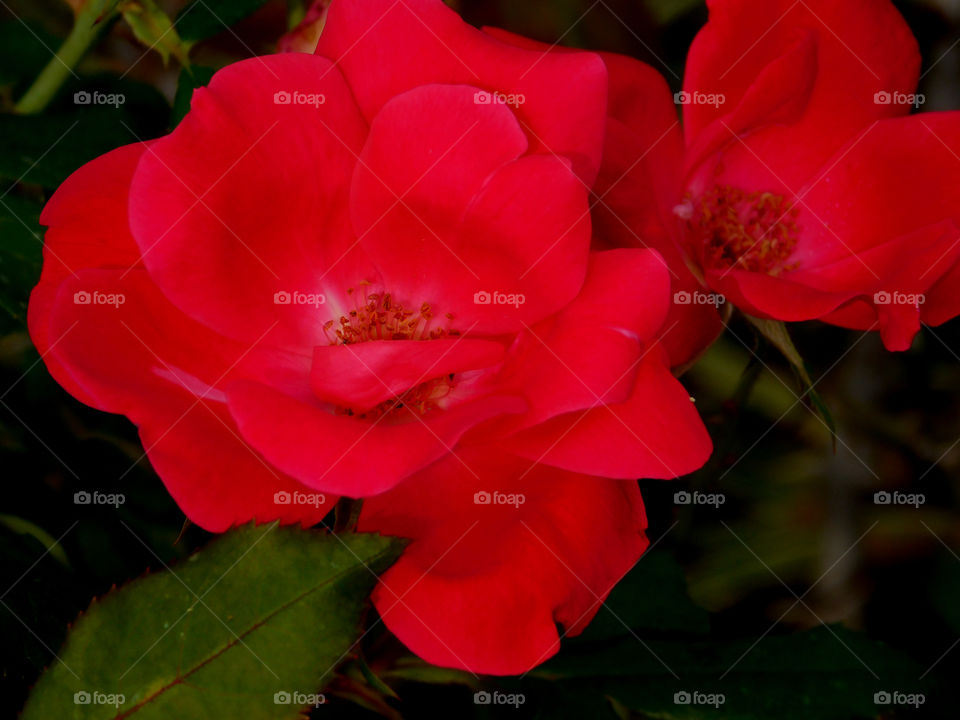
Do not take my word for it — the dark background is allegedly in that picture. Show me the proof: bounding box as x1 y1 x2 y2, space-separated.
1 0 959 717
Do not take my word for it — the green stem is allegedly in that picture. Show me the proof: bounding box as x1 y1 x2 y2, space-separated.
333 497 364 534
14 4 113 114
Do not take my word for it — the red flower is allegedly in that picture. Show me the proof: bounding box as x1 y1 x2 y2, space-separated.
672 0 960 350
29 0 711 673
480 28 725 369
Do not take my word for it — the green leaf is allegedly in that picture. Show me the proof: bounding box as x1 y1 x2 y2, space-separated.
743 316 806 379
0 76 166 188
176 0 273 44
0 521 78 718
379 656 476 687
0 100 159 190
334 658 403 720
0 514 70 567
21 524 404 719
576 550 710 642
355 657 399 699
744 315 837 439
0 195 43 330
171 65 215 127
120 0 192 67
0 20 61 89
542 626 925 720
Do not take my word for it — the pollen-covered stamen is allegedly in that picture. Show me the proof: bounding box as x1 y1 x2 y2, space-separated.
322 284 459 345
339 373 457 421
687 185 800 276
324 285 461 420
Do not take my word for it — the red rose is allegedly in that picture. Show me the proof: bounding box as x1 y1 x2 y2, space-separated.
671 0 960 350
480 27 725 369
29 0 711 673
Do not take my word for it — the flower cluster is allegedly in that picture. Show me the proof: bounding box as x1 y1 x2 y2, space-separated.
28 0 960 675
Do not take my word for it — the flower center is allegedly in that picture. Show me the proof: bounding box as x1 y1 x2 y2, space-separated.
323 285 459 345
682 186 800 276
344 375 457 421
324 285 460 420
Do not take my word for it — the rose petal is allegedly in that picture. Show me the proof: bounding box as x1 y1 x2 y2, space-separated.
316 0 608 183
128 53 372 351
504 345 712 479
227 379 526 496
359 449 648 674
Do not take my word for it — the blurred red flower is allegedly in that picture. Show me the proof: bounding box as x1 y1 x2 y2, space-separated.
671 0 960 350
